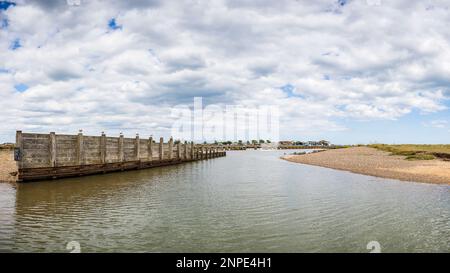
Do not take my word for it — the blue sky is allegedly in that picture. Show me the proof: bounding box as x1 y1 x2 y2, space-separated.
326 107 450 144
0 0 449 144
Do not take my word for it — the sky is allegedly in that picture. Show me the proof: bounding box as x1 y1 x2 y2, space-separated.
0 0 449 144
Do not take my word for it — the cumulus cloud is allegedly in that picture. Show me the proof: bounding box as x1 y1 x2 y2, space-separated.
0 0 449 142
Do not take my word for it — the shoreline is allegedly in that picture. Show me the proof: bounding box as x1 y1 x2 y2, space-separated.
281 147 450 185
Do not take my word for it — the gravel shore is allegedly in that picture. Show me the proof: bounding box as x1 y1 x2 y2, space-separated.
282 147 450 185
0 149 17 183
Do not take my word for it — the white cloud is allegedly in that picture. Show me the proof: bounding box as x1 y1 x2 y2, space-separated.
428 120 449 129
0 0 449 142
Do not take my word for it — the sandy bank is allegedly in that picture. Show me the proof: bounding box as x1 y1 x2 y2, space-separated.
282 147 450 185
0 149 17 183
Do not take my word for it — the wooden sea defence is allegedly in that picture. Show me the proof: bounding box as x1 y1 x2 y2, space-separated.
14 131 226 182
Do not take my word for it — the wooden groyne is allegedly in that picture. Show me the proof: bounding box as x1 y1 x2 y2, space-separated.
14 131 226 182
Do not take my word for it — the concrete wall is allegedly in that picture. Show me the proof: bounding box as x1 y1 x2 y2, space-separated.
20 133 51 168
17 131 203 168
15 131 226 182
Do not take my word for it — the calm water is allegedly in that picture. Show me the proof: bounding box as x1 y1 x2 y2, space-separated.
0 150 449 252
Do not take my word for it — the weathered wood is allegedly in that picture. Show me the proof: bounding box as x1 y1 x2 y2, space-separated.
22 133 49 140
100 132 106 164
119 133 124 162
148 137 153 162
16 130 227 182
16 131 23 170
49 132 56 167
168 137 173 159
135 134 140 161
159 137 164 160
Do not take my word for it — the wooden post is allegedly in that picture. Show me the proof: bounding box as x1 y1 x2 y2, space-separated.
135 133 140 161
159 137 163 160
177 141 181 159
49 132 56 167
119 133 124 162
15 130 23 170
148 137 153 162
100 132 106 164
191 142 194 159
184 141 188 160
169 137 173 160
76 130 84 165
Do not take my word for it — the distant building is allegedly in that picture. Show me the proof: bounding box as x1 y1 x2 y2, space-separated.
260 142 278 150
318 140 330 146
277 140 331 147
278 141 293 145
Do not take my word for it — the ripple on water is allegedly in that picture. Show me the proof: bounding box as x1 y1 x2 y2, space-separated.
0 150 449 252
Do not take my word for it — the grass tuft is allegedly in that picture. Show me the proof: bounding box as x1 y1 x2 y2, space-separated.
369 144 450 161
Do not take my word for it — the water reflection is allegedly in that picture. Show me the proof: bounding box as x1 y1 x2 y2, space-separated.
0 150 449 252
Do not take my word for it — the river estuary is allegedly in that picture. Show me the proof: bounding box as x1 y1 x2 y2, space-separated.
0 150 449 252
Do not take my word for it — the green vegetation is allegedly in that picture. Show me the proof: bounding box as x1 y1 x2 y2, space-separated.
405 154 436 160
369 144 450 161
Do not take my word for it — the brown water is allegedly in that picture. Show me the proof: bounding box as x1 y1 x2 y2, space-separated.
0 150 449 252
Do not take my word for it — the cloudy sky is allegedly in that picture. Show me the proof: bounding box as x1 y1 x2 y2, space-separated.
1 0 449 144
